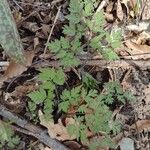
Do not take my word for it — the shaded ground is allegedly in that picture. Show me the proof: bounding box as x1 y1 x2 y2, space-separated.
0 0 150 150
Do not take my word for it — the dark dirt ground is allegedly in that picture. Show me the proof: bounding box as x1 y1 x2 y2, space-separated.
0 0 150 150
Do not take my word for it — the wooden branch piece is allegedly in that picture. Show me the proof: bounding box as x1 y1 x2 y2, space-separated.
0 104 69 150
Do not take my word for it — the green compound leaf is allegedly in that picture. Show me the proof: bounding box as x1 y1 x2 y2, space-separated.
27 89 46 104
102 48 120 60
107 27 122 49
90 35 103 49
0 121 20 148
68 0 83 13
67 116 86 141
110 121 122 135
59 101 70 112
43 99 54 115
63 24 76 36
83 2 94 16
82 72 98 89
48 39 61 53
38 68 56 81
60 85 81 107
57 50 67 58
40 81 55 91
0 121 14 142
65 13 81 24
87 12 105 33
52 69 65 85
38 68 65 85
28 101 36 112
60 37 70 49
71 37 82 52
103 81 135 104
61 53 80 67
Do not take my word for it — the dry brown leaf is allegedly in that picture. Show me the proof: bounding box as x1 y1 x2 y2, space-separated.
125 40 150 55
136 31 150 45
34 37 40 49
113 131 130 145
143 84 150 104
38 110 75 141
105 13 114 22
41 24 50 37
141 0 150 20
130 120 150 132
22 22 40 32
63 141 82 150
0 50 34 86
44 147 53 150
122 0 129 13
129 0 137 9
106 1 114 13
10 84 38 98
117 0 124 20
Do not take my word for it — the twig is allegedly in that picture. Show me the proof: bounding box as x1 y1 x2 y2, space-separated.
139 0 148 20
12 0 24 11
0 104 69 150
95 0 109 13
17 11 43 27
33 59 150 70
43 6 61 55
51 0 63 5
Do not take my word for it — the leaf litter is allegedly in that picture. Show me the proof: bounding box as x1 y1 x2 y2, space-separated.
0 0 150 150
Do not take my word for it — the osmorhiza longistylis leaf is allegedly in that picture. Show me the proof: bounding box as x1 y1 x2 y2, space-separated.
0 0 24 62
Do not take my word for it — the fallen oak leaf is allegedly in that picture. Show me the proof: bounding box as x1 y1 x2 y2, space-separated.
63 141 82 150
130 120 150 132
125 40 150 54
0 50 34 87
122 0 129 13
112 131 130 145
38 110 75 141
117 0 124 21
44 146 53 150
125 40 150 57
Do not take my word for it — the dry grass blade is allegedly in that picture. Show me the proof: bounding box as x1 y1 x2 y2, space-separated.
43 6 61 55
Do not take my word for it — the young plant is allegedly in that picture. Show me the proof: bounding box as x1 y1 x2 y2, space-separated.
0 121 20 149
28 67 134 149
58 81 134 149
48 0 122 67
27 0 133 149
27 68 65 120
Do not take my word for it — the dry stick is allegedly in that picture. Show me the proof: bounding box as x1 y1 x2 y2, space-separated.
12 0 24 11
51 0 63 5
43 6 61 55
33 59 150 70
0 105 69 150
96 0 109 13
139 0 148 20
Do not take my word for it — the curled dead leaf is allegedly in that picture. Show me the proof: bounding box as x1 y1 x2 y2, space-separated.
117 0 124 21
63 141 82 150
0 50 34 87
130 120 150 132
106 1 113 13
38 110 75 141
125 40 150 58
